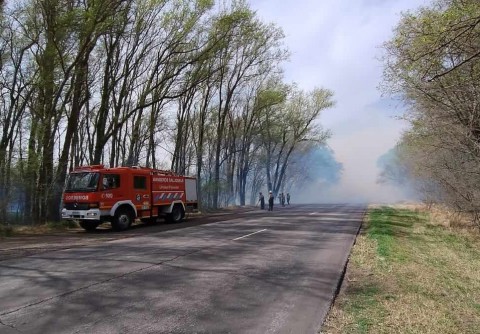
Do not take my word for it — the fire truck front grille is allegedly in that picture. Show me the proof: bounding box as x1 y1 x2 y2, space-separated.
64 203 90 210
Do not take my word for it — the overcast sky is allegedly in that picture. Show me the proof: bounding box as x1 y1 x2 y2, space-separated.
248 0 426 203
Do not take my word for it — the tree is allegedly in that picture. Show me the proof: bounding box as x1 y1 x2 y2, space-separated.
208 3 286 208
259 85 333 196
0 4 37 222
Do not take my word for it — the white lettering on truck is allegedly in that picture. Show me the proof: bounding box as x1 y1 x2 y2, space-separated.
153 177 184 183
65 195 89 201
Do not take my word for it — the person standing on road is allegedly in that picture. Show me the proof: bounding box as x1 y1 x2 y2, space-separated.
281 192 285 207
286 193 290 205
258 192 265 210
268 191 274 211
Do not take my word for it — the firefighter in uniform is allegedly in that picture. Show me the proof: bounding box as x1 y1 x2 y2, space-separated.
268 191 274 211
258 192 265 210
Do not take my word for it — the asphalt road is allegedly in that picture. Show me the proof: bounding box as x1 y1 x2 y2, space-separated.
0 204 365 334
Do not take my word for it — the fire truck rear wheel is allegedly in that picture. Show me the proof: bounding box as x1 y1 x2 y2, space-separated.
79 221 100 232
112 208 134 231
167 205 184 224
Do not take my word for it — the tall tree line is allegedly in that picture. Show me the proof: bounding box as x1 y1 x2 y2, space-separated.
0 0 334 224
382 0 480 225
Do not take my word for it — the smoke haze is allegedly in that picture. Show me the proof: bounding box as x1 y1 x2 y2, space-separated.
250 0 425 203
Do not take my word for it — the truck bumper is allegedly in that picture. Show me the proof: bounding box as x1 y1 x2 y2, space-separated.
62 208 102 221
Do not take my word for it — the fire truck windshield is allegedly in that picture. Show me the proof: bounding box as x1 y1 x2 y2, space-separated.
65 172 100 193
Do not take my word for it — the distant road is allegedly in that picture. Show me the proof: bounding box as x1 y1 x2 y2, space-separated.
0 204 365 334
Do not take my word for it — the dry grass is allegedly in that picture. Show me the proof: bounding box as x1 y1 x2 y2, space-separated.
428 204 480 234
322 205 480 334
1 220 81 237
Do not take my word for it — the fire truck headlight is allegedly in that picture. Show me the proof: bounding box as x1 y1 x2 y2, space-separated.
87 212 98 217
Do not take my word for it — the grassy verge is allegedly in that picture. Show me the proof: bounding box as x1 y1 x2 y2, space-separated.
322 206 480 334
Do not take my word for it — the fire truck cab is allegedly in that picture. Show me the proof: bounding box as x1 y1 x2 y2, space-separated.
61 165 198 231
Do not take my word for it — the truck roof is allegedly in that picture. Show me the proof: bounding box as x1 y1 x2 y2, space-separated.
72 165 179 176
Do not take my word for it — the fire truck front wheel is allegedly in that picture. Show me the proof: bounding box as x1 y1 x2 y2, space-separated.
112 207 134 231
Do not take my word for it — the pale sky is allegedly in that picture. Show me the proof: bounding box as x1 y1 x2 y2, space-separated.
249 0 426 203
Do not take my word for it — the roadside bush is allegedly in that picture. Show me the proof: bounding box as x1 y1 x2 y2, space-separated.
46 220 79 230
0 224 14 237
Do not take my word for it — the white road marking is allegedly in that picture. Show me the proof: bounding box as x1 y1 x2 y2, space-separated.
318 217 361 221
233 229 267 241
309 212 317 215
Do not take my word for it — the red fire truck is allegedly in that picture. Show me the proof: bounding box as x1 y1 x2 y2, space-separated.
61 165 198 231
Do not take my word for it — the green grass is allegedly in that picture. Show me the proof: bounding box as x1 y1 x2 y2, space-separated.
323 206 480 334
